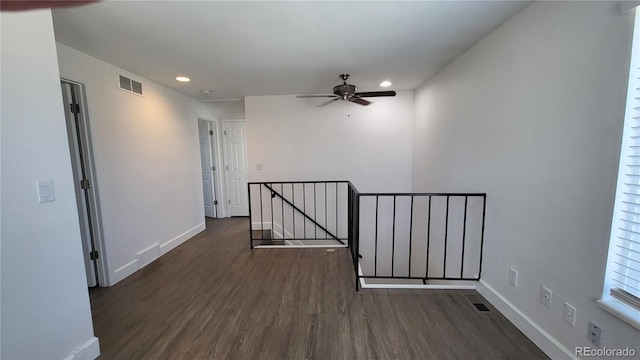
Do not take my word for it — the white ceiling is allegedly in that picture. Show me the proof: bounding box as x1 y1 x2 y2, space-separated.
51 1 530 103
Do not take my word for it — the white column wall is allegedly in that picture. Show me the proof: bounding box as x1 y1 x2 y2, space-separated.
412 2 638 358
1 10 98 359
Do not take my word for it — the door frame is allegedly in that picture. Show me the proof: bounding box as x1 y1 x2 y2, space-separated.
61 77 109 286
198 117 226 218
222 119 248 216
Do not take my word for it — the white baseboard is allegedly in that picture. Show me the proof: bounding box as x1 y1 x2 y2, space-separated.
160 222 206 255
254 244 348 249
136 243 160 269
477 280 576 360
111 259 138 285
110 222 205 285
295 239 344 246
361 282 477 290
356 263 476 289
63 336 100 360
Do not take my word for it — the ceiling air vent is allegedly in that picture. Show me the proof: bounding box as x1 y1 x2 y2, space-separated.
118 75 143 96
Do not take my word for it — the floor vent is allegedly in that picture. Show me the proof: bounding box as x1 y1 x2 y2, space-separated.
464 294 491 312
119 75 143 95
472 302 491 312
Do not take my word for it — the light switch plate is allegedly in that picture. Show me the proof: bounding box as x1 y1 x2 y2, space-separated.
37 180 55 203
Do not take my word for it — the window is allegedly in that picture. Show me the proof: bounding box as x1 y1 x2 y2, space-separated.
599 7 640 330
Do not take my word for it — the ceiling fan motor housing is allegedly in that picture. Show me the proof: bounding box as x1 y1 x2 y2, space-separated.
296 73 394 105
333 84 357 99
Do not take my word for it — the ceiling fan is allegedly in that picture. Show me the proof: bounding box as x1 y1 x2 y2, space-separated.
296 74 396 106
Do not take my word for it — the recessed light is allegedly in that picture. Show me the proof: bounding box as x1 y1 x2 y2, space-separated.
380 80 392 87
201 90 212 94
176 76 190 82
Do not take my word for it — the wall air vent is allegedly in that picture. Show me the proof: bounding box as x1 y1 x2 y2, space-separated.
118 75 143 96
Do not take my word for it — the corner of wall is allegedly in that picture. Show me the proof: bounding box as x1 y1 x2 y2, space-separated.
410 2 637 358
477 280 576 360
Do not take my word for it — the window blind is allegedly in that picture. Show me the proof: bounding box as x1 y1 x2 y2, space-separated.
610 58 640 307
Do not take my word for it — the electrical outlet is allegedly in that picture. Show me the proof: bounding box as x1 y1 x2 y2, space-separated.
587 321 602 348
540 286 552 308
563 302 577 326
509 268 518 287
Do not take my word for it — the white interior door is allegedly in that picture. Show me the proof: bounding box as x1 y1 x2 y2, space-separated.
198 119 217 218
224 121 249 216
61 81 97 287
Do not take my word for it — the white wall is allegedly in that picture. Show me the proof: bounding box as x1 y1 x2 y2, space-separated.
412 2 638 358
55 43 219 285
216 103 246 120
1 10 98 359
245 92 414 192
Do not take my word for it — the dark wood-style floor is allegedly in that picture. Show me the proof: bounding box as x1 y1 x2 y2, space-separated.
89 217 548 359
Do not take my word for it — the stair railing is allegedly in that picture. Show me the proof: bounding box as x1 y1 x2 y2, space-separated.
248 181 486 292
248 181 350 248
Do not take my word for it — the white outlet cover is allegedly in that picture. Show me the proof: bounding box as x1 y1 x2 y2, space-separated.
563 302 577 326
540 286 552 308
587 321 602 348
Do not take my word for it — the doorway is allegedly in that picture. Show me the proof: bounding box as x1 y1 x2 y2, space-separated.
223 120 249 216
198 119 219 218
61 80 106 287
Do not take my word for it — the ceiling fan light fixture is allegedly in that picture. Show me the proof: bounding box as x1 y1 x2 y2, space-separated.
380 80 392 87
176 76 191 82
297 73 396 107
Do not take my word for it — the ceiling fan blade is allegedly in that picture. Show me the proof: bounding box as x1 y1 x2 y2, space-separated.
318 98 341 107
349 97 371 106
354 91 397 98
296 94 336 98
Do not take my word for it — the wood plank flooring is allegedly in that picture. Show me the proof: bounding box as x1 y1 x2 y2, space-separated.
89 217 548 359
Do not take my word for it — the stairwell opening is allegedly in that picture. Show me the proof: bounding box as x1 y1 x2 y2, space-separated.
248 181 486 291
